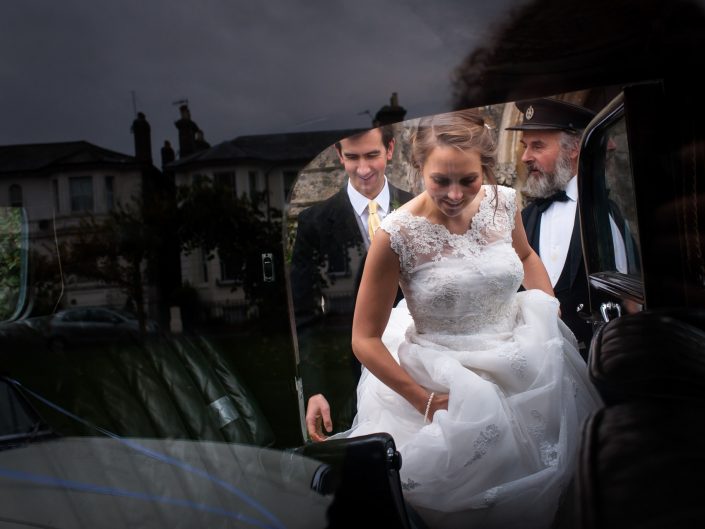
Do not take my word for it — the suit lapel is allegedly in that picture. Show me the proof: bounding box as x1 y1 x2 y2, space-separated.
567 206 583 287
326 182 413 247
325 188 363 245
524 201 582 290
388 184 404 209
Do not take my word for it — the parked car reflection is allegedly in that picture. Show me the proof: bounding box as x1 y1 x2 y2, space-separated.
44 307 159 351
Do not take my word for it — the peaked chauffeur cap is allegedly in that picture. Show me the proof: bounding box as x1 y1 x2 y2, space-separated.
506 98 596 133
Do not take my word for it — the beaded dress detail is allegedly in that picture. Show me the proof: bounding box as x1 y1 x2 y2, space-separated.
332 185 601 529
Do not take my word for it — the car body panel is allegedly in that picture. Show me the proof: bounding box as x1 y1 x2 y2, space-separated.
0 437 330 529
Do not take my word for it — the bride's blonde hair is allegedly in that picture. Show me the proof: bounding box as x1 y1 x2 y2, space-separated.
411 108 497 185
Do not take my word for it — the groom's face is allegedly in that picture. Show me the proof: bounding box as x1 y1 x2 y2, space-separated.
336 129 394 200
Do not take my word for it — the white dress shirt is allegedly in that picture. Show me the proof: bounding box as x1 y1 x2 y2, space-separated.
347 178 391 248
539 176 579 287
539 175 627 287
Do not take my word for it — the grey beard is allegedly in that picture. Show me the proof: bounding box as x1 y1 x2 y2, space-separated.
522 152 574 199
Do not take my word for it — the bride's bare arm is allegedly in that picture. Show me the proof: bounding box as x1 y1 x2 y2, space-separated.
511 209 555 297
352 230 447 416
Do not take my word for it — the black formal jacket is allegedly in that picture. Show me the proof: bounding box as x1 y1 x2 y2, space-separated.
522 201 593 352
291 183 414 418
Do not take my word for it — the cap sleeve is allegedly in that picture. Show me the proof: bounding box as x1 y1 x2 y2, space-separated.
380 210 415 276
496 185 517 232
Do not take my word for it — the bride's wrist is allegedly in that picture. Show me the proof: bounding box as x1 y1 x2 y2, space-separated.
409 388 431 414
423 392 435 423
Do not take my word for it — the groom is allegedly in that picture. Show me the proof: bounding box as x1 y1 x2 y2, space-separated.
290 125 413 441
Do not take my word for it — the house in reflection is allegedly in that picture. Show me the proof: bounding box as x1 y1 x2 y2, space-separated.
0 95 415 327
167 94 414 324
0 140 147 311
166 109 365 322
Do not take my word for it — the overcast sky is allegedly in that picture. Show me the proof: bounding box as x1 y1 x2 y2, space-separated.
1 0 517 160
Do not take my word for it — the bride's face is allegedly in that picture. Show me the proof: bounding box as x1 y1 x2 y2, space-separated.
422 146 483 218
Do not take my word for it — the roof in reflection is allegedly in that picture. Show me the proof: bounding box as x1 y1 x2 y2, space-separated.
169 128 364 168
0 141 138 174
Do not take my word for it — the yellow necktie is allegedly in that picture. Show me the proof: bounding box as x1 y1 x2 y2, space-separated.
368 200 381 241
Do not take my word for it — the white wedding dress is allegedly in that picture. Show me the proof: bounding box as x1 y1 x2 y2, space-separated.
331 185 601 529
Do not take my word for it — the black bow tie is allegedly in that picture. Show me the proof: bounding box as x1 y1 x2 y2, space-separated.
534 190 570 213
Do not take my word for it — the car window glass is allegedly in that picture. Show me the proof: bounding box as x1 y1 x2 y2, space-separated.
287 105 512 432
595 116 642 277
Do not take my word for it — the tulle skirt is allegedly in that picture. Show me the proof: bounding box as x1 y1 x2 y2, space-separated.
331 290 601 529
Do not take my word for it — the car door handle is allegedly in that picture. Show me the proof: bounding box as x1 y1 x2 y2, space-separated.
599 301 622 322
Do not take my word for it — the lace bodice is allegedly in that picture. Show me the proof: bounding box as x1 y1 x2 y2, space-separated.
381 185 523 334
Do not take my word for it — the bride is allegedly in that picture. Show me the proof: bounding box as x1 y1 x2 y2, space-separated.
329 109 602 528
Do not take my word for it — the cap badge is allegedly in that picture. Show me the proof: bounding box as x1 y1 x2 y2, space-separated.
525 105 534 120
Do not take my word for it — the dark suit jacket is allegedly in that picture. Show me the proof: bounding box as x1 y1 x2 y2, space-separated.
290 182 414 426
522 201 593 352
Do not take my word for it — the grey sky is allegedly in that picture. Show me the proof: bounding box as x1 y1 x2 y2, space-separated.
1 0 514 161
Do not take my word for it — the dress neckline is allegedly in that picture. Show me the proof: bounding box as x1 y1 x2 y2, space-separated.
399 185 493 238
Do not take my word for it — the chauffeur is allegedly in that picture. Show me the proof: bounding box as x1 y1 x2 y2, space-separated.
507 98 596 356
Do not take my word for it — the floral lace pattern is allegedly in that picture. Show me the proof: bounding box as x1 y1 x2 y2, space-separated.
381 185 522 335
464 424 501 467
401 478 421 491
498 344 528 379
528 410 560 467
382 185 516 275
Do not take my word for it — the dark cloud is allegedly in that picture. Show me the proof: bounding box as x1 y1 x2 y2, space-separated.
1 0 515 159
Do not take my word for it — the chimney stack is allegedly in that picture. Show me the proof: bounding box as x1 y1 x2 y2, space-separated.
161 140 175 168
174 104 199 158
373 92 407 127
131 111 153 163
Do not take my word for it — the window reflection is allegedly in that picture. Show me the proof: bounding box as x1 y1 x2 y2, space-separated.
104 175 114 211
601 117 642 276
69 176 94 212
287 106 511 433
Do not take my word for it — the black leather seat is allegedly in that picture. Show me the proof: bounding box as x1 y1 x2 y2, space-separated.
573 309 705 528
576 401 705 529
1 322 275 446
588 309 705 405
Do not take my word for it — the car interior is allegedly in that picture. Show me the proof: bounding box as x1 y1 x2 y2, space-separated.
2 1 705 528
